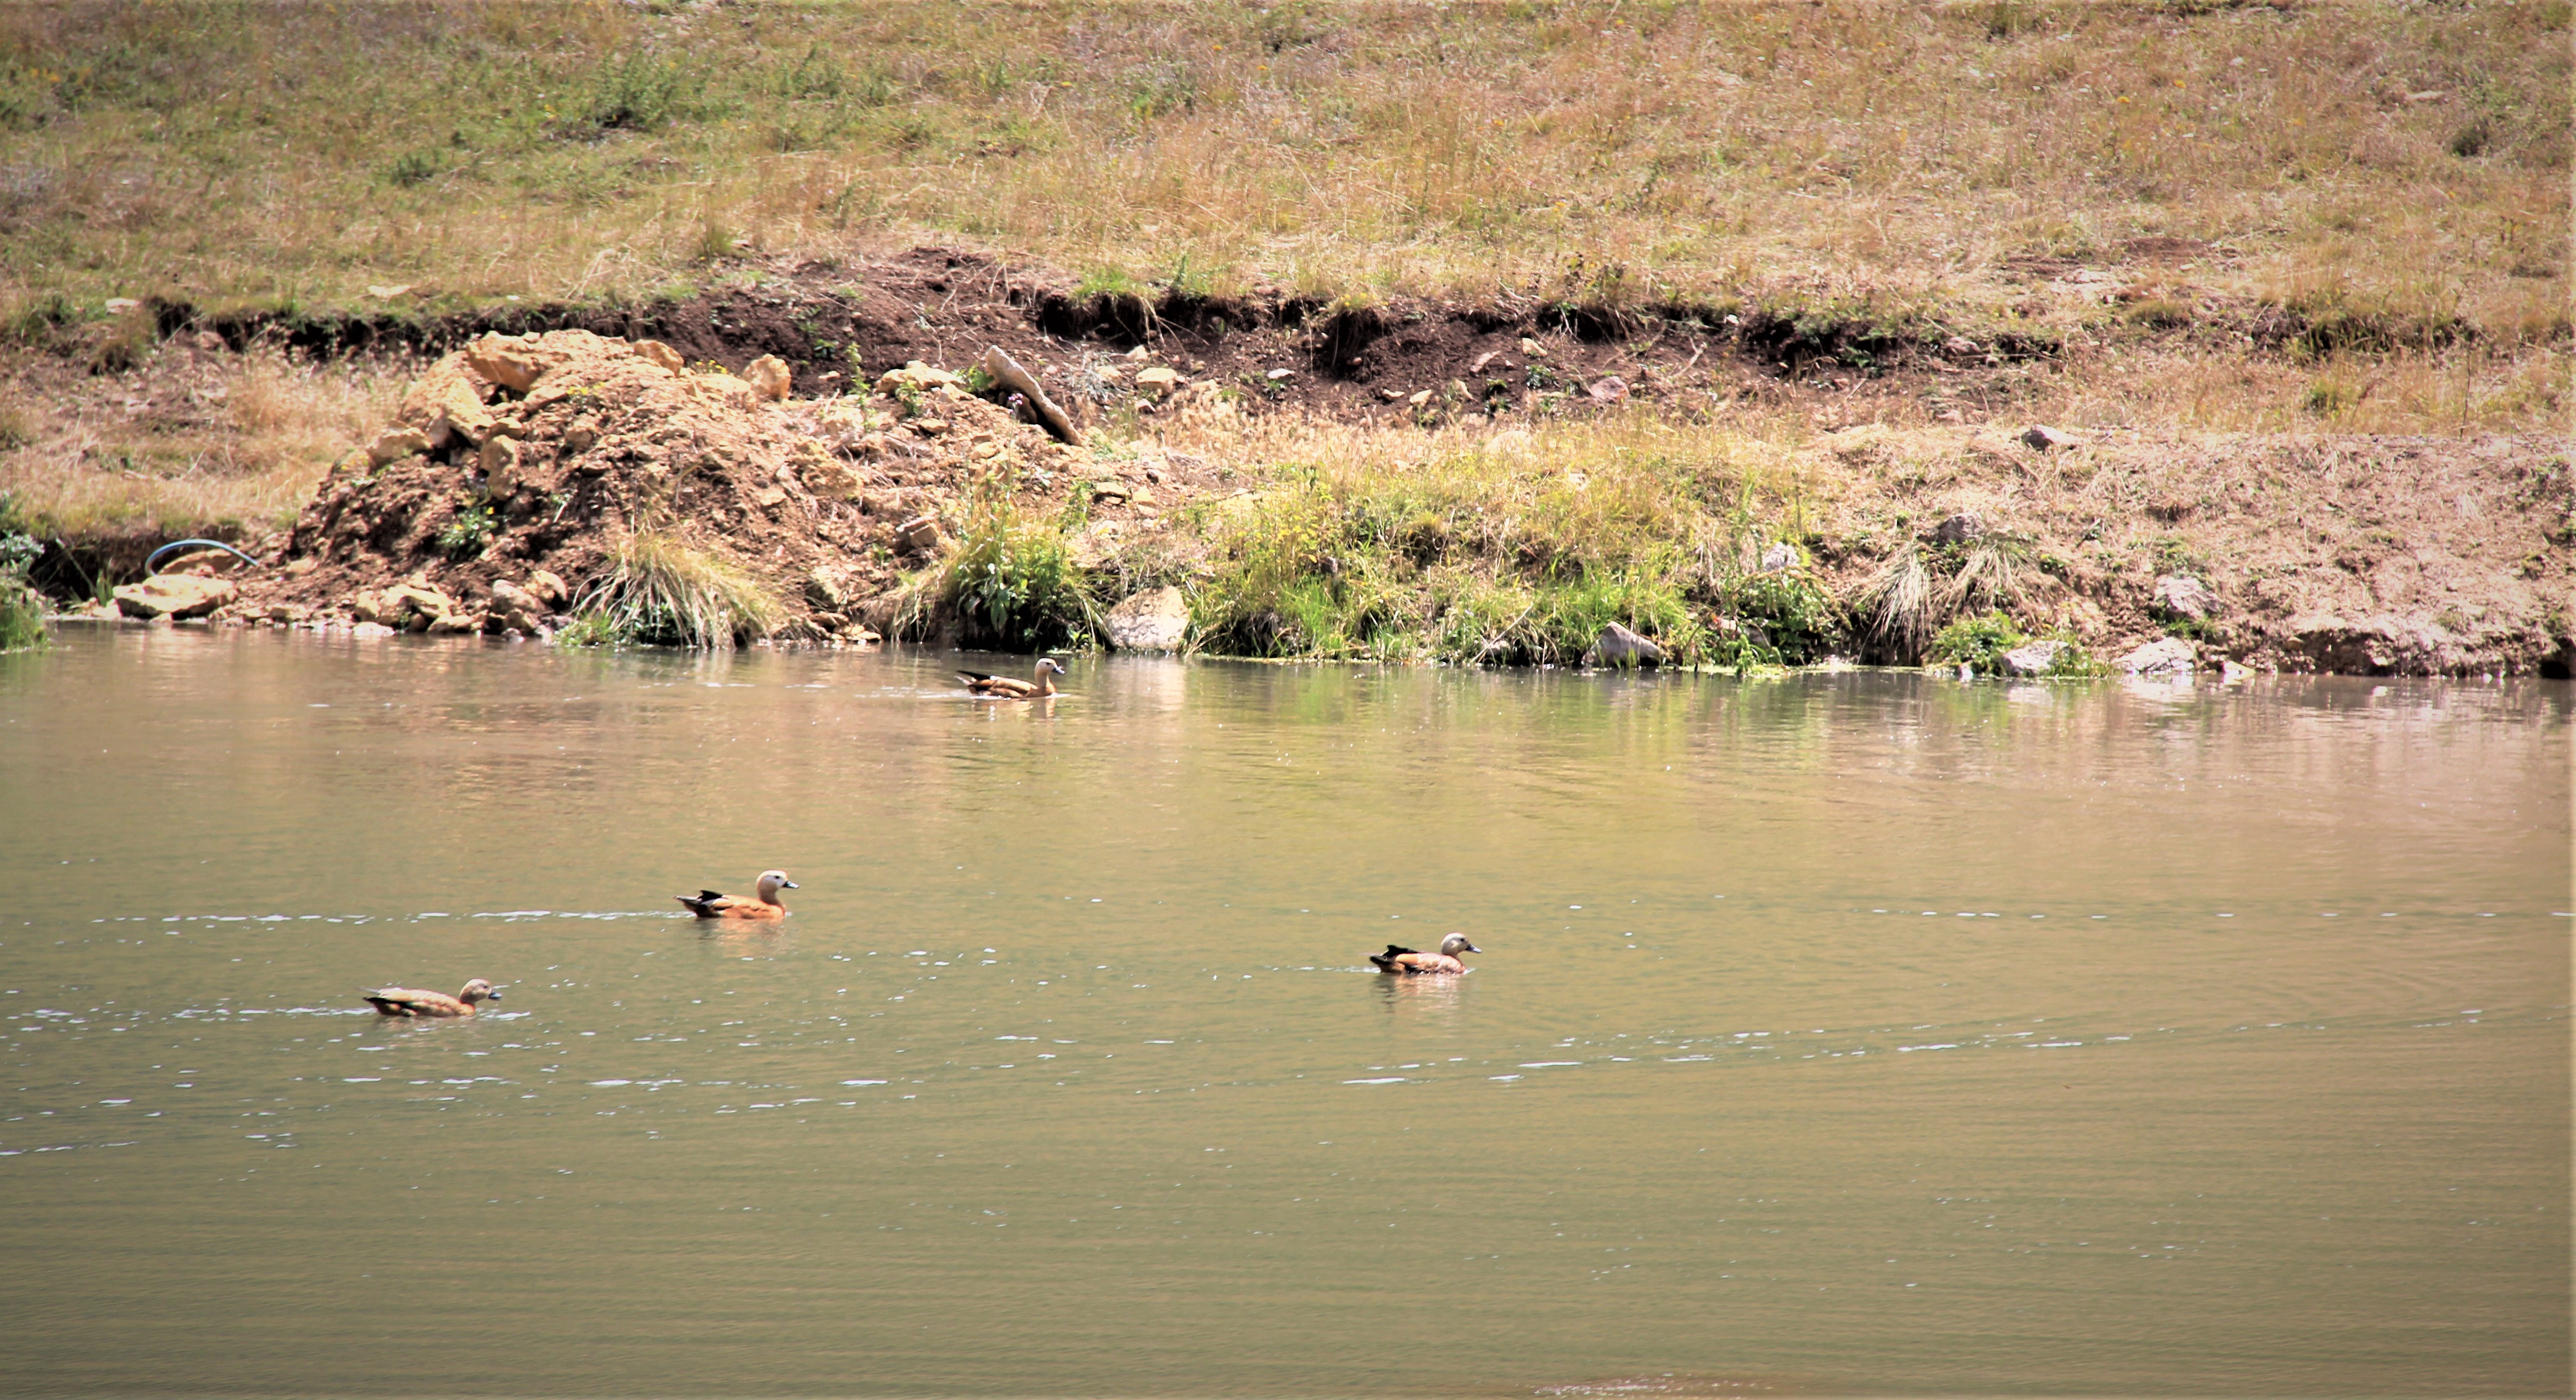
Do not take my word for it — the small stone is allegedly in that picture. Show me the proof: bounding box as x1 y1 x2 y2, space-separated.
1944 336 1979 356
897 514 950 555
112 575 237 619
2119 637 2197 676
491 579 542 617
2002 640 2068 676
632 340 686 373
2151 573 2217 621
428 612 479 635
1931 512 1987 544
2021 424 2080 451
1758 542 1799 573
526 569 569 608
479 436 522 498
1587 621 1663 668
1103 586 1190 652
743 354 792 402
804 567 851 612
2219 659 2251 682
1135 367 1183 399
1266 368 1295 381
388 584 454 620
464 334 545 393
352 621 398 639
1519 337 1548 358
1587 376 1630 403
367 425 433 467
395 354 498 449
876 361 961 394
1407 389 1433 408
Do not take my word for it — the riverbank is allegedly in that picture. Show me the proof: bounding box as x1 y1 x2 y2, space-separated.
13 273 2563 677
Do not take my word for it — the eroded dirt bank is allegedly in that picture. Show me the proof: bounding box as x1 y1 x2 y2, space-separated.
26 249 2576 677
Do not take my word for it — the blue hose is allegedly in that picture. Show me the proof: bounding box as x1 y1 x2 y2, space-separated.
145 539 262 573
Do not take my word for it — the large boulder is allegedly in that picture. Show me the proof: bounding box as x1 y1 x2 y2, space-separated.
2119 637 2197 676
1104 586 1190 652
1588 621 1664 668
113 575 236 619
2002 640 2069 676
463 334 545 393
2152 574 2217 621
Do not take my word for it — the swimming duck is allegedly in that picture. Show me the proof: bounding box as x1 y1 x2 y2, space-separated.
1369 932 1483 975
677 870 797 919
958 658 1064 699
363 979 501 1017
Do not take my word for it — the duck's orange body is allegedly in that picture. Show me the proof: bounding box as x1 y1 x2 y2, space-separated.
364 979 500 1017
959 658 1064 699
678 869 796 919
1369 932 1483 975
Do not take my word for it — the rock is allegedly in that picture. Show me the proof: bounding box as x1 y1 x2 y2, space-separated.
2119 637 2197 676
526 569 569 608
491 579 542 617
1519 337 1548 358
479 436 522 498
632 340 686 373
1406 389 1433 408
352 621 398 639
2151 573 2217 621
2002 640 2069 676
897 514 950 555
743 354 792 402
2021 424 2080 451
877 361 960 394
1134 367 1183 399
464 334 545 393
1931 512 1987 544
1587 376 1630 403
1758 541 1799 572
2219 659 2251 682
387 584 455 620
112 575 237 619
1103 586 1190 652
804 567 852 612
427 612 479 635
394 354 497 449
348 590 391 625
1588 621 1664 668
367 424 434 467
1943 336 1979 356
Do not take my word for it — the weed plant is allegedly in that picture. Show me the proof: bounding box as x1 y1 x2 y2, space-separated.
931 482 1095 652
581 528 782 648
1927 611 2027 674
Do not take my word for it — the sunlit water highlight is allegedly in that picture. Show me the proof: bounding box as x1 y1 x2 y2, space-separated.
0 628 2565 1396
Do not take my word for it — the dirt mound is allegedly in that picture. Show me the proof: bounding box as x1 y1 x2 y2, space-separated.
229 328 1187 643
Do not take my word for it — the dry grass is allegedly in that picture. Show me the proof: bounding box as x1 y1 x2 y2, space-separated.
0 2 2560 350
583 526 784 648
0 343 406 538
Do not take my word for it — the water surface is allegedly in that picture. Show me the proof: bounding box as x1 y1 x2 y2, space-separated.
1 628 2566 1396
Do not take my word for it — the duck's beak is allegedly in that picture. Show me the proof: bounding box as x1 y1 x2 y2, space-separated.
782 880 799 889
488 988 504 1000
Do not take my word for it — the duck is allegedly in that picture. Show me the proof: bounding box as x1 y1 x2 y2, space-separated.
1369 932 1483 975
363 979 501 1017
958 657 1065 699
677 870 797 920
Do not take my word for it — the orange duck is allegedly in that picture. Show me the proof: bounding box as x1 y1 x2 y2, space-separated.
1369 932 1483 975
677 869 797 920
363 978 501 1017
958 658 1064 699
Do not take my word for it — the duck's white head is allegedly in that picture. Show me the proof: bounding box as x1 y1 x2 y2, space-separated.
1439 932 1482 957
1037 658 1066 677
459 978 501 1003
755 870 797 901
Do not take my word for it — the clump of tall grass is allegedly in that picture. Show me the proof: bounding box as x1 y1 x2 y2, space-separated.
578 529 782 649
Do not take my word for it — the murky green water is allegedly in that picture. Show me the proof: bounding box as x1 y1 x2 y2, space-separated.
1 627 2566 1397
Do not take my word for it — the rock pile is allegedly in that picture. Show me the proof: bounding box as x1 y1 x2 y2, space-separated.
228 330 1179 643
